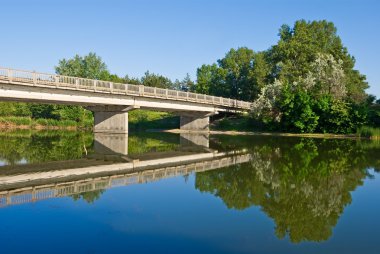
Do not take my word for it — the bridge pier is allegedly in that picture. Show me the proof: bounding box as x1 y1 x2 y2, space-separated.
179 112 217 132
94 111 129 134
88 105 139 134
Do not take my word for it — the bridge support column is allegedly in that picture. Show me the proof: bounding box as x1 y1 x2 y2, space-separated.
94 111 128 134
178 112 217 132
88 105 139 134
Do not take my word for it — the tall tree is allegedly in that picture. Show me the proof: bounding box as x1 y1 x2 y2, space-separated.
268 20 368 102
141 71 173 89
55 52 110 80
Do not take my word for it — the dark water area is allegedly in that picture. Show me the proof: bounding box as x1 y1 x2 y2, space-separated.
0 130 379 254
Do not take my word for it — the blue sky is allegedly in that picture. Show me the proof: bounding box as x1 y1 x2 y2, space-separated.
1 0 379 96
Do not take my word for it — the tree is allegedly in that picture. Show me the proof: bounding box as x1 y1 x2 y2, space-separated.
141 71 173 89
172 74 194 91
195 63 227 95
195 47 270 101
268 20 368 102
279 88 319 133
302 53 347 100
218 47 256 100
55 52 109 80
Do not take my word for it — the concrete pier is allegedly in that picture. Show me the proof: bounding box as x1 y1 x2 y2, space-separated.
179 113 210 132
94 111 129 134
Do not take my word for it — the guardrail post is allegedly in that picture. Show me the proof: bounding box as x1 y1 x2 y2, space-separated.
93 80 97 91
110 82 113 93
32 71 37 85
139 85 144 96
165 89 168 98
75 78 79 89
54 75 59 88
8 69 12 82
154 87 157 97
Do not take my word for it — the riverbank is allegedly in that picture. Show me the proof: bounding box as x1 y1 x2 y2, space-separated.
0 117 79 130
162 129 365 139
1 114 379 140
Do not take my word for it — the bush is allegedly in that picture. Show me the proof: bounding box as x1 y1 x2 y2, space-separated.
357 126 380 139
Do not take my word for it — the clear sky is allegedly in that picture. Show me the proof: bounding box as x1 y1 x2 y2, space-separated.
1 0 379 96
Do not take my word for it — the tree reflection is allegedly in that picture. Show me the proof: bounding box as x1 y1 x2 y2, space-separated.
0 130 93 165
71 190 105 204
195 138 380 243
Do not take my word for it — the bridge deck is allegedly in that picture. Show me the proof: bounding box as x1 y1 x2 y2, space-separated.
0 67 252 110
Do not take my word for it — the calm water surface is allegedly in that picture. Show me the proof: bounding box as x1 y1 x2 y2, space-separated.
0 130 379 254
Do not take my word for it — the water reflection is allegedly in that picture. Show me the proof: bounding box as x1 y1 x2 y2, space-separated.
0 130 248 207
195 137 380 243
1 131 380 246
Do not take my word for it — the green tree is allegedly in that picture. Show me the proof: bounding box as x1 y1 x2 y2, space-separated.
280 88 319 133
55 52 110 80
141 71 173 89
268 20 368 102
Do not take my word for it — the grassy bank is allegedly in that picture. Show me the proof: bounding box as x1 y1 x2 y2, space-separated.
2 112 380 140
129 110 178 131
0 110 179 131
211 114 253 132
0 116 79 130
211 115 380 139
357 126 380 140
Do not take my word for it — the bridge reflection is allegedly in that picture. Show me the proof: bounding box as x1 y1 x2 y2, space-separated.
0 133 250 207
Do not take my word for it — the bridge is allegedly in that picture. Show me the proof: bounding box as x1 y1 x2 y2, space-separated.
0 67 252 133
0 150 251 207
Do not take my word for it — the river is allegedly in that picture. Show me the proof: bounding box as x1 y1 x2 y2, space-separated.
0 130 379 253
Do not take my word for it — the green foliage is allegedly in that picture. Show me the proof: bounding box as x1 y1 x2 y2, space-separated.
212 115 252 131
280 89 319 133
173 73 195 91
141 71 173 89
0 102 31 117
268 20 368 102
128 110 179 131
195 47 269 100
0 116 32 125
195 137 380 242
55 52 109 80
357 126 380 139
0 130 93 165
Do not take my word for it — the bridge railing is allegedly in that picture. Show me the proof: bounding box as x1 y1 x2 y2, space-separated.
0 67 252 110
0 153 251 207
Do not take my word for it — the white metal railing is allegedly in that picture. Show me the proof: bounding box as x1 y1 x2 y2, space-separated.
0 67 252 110
0 153 251 207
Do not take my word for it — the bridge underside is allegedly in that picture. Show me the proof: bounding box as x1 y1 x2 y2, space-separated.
0 82 239 133
90 106 213 134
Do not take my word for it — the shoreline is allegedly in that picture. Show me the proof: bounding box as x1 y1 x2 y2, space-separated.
0 123 78 131
159 129 370 140
0 125 378 140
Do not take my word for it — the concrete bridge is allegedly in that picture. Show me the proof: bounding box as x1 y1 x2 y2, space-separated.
0 149 251 208
0 67 252 133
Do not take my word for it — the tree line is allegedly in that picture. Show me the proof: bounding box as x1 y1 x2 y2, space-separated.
0 19 379 133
